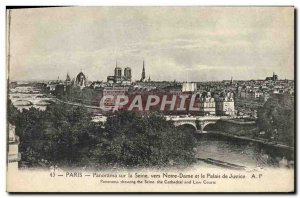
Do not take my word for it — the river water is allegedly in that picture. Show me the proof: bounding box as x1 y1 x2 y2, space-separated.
194 133 294 169
9 85 54 111
9 85 294 170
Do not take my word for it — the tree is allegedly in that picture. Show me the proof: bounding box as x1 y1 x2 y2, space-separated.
7 99 19 125
257 94 294 146
91 111 196 167
11 102 196 169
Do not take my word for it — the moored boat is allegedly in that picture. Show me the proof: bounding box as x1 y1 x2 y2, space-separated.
197 158 246 170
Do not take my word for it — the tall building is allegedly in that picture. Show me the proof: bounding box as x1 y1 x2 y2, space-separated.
114 61 122 82
65 73 72 86
199 92 216 116
66 73 71 81
182 82 197 92
107 61 132 84
216 92 235 116
100 86 129 110
140 60 146 82
75 71 87 89
124 67 132 81
265 72 278 81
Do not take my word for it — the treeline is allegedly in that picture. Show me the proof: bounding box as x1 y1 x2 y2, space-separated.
257 93 294 146
7 100 196 169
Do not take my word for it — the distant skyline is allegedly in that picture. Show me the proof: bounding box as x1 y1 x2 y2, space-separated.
8 7 294 82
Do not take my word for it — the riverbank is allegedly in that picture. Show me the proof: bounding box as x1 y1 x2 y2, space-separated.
206 130 294 152
55 97 102 109
55 97 294 153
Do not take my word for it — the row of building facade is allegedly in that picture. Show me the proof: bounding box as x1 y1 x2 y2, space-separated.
43 63 292 117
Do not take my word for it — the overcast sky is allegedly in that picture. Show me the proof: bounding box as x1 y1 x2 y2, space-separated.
8 7 294 82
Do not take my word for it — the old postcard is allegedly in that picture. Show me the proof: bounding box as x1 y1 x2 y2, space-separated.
6 6 295 192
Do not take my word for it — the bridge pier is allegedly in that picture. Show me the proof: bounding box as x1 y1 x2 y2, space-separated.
199 125 204 133
196 129 204 134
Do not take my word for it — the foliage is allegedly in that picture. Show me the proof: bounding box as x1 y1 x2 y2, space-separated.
257 94 294 146
7 99 19 125
91 111 196 167
7 100 196 168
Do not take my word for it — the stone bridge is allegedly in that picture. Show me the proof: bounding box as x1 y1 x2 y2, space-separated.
165 115 232 133
11 97 57 106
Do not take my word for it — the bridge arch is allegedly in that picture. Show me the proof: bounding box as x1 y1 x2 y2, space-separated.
202 121 218 131
176 123 197 132
14 100 33 106
166 116 222 133
175 122 197 131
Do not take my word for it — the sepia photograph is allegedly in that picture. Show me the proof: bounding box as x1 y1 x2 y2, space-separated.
6 6 295 192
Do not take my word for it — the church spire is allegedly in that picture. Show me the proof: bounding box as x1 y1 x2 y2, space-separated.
141 60 146 81
66 72 71 81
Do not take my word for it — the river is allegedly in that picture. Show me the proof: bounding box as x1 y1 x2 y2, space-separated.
9 85 54 111
194 133 294 170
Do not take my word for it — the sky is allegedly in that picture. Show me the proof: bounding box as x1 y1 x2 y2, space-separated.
8 7 294 82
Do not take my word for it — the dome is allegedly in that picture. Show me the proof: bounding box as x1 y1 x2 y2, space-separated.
76 72 86 81
75 71 87 88
76 72 85 78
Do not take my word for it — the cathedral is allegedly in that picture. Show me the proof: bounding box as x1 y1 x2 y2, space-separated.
107 61 132 83
105 60 151 84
